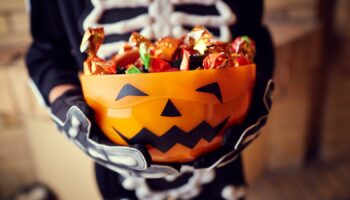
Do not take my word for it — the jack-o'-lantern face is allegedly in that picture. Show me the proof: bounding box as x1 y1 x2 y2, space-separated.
80 65 255 163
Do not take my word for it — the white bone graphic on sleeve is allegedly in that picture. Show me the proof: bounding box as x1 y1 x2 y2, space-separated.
83 0 236 58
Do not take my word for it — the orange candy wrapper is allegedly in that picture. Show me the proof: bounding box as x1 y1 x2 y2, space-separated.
154 37 181 61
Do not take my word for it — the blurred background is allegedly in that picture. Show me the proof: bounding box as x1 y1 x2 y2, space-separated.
0 0 349 199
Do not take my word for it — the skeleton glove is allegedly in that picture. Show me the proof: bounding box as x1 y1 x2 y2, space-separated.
49 89 152 173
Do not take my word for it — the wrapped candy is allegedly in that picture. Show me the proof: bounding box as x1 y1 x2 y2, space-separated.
231 36 256 62
150 58 171 72
90 57 108 75
85 60 118 75
103 60 117 74
129 32 151 47
180 49 205 71
154 37 181 61
139 43 151 70
80 27 104 57
113 50 140 68
180 49 191 71
185 25 214 55
83 60 93 75
87 57 117 75
203 53 228 69
207 41 229 54
231 54 251 67
80 27 119 75
118 43 134 55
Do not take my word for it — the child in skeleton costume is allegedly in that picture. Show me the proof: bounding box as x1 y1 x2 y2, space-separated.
26 0 274 199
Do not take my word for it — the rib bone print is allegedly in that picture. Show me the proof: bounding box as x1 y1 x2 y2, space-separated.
83 0 236 58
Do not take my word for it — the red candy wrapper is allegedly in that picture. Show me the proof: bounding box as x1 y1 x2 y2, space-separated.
149 58 172 72
232 54 251 67
103 60 117 74
203 53 228 69
231 36 256 62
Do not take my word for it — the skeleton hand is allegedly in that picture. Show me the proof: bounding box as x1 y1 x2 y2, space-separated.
50 89 152 173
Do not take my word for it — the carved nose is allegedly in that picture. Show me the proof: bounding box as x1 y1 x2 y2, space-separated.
161 99 181 117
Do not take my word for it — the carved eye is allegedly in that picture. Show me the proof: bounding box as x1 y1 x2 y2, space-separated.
196 82 223 103
115 84 148 101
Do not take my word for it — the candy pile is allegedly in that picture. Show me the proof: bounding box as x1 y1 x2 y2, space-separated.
81 26 256 75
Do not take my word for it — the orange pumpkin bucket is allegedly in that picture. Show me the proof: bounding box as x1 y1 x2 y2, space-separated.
80 64 256 163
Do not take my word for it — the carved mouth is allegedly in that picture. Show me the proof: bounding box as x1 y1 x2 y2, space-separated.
112 117 229 153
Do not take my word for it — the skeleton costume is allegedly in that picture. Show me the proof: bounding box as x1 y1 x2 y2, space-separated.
25 0 274 199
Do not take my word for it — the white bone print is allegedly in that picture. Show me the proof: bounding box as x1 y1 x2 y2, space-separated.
83 0 236 58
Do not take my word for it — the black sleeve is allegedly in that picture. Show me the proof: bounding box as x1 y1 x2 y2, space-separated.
25 0 81 105
223 0 275 149
225 0 274 76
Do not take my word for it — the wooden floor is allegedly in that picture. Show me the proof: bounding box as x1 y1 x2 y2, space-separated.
247 160 350 200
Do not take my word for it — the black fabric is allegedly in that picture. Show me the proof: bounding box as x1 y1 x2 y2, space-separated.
145 172 194 191
95 156 245 200
95 163 138 200
25 0 81 105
